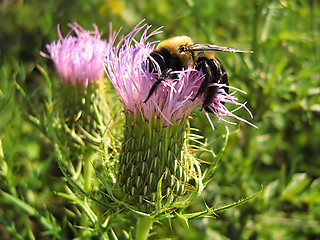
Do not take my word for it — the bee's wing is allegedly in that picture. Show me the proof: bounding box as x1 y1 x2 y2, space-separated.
189 43 253 53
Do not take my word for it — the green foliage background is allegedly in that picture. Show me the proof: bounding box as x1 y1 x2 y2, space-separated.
1 0 319 239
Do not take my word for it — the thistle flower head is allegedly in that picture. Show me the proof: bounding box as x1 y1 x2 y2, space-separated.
104 20 256 128
105 21 202 125
103 21 257 214
41 23 107 89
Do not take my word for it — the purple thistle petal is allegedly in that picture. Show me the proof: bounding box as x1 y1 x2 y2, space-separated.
41 23 107 90
204 84 258 129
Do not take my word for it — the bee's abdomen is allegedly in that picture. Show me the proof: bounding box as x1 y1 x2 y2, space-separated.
195 57 229 112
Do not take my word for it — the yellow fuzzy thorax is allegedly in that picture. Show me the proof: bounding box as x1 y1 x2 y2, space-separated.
156 36 195 68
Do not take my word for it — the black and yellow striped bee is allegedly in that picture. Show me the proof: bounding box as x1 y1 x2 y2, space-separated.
144 36 252 112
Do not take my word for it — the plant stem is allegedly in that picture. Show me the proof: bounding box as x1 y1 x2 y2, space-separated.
81 148 94 238
136 215 153 240
83 148 94 191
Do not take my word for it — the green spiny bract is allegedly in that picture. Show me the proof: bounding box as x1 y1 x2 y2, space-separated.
57 81 111 148
117 113 198 213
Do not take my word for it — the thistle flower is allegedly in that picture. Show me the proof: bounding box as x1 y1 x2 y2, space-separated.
41 23 107 89
40 23 113 152
104 20 255 213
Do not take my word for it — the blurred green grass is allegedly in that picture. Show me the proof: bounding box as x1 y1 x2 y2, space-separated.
1 0 319 239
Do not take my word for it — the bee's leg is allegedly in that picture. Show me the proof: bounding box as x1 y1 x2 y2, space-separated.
203 70 228 113
192 58 229 112
192 58 212 101
143 68 172 103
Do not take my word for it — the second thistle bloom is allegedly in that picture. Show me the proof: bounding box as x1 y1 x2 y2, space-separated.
40 23 112 148
41 23 107 89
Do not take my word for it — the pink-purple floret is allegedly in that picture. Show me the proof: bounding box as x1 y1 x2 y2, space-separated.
41 23 107 89
104 21 257 129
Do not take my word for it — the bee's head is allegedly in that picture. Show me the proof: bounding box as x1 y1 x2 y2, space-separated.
156 36 195 68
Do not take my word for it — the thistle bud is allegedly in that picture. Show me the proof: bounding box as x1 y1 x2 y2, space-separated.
41 23 110 147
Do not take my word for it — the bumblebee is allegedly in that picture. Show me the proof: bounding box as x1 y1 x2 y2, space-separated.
144 36 252 112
